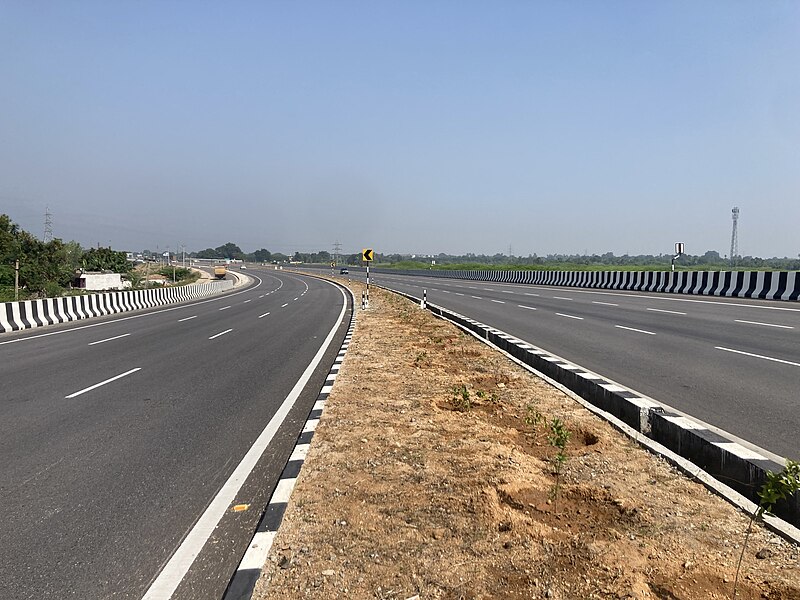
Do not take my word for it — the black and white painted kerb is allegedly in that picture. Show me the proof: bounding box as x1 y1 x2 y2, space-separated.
0 280 234 333
383 286 800 530
223 318 356 600
373 268 800 302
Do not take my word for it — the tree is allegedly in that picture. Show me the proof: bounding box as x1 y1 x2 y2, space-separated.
81 247 131 273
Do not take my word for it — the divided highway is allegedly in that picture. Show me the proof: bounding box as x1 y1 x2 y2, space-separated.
0 269 351 600
364 271 799 461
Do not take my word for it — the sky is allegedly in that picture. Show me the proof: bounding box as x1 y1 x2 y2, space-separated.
1 1 798 258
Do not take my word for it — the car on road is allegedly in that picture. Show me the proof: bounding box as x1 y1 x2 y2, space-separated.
340 268 349 275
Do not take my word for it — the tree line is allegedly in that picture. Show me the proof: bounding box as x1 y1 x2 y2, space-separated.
1 214 130 300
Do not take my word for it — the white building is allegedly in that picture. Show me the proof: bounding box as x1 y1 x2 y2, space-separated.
74 272 129 291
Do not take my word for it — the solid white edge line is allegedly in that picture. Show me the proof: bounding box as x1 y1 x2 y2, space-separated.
65 368 141 399
140 283 347 600
734 319 793 329
615 325 656 335
208 329 233 340
715 346 800 367
88 333 131 346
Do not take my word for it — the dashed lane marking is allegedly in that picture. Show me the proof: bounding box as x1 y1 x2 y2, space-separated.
716 346 800 367
616 325 656 335
88 333 130 346
65 368 142 399
734 320 793 330
209 329 233 340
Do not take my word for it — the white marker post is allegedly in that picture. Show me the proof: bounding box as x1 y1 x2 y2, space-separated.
671 242 685 272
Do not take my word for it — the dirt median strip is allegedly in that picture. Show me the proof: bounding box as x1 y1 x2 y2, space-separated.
252 283 799 600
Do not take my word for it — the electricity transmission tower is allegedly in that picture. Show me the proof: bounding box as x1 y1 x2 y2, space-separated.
730 207 739 267
333 240 342 265
43 207 53 242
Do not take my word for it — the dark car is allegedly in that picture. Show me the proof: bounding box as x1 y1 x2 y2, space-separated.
340 268 349 275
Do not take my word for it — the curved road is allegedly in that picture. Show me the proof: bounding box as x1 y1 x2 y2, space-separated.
0 268 351 599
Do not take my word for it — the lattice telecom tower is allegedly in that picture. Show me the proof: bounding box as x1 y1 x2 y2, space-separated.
43 207 53 243
730 206 739 267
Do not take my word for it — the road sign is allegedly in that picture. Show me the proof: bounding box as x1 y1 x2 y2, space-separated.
362 248 374 262
330 261 335 268
675 242 685 255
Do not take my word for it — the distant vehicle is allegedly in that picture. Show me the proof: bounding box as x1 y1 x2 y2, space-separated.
240 264 247 269
214 266 227 279
340 268 349 275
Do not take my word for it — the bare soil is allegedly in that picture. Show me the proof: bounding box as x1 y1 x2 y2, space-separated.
253 283 799 599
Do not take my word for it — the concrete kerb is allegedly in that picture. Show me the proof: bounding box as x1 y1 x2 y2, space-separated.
379 285 800 542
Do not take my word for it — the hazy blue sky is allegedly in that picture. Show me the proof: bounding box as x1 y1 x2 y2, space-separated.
1 1 798 257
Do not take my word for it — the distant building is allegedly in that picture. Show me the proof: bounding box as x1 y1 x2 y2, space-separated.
74 272 130 291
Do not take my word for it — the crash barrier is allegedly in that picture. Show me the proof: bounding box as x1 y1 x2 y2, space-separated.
0 280 234 333
375 269 800 301
385 286 799 530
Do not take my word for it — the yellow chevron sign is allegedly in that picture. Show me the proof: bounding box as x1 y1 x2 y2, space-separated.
362 248 374 262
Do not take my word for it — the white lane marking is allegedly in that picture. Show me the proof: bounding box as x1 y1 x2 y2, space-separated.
258 312 271 319
454 292 465 296
281 303 289 308
616 325 656 335
553 296 573 301
259 295 265 299
293 297 299 301
243 299 252 304
716 346 800 367
442 290 451 293
734 319 793 330
646 308 686 315
518 305 537 311
471 296 483 300
208 329 233 340
502 290 514 294
218 306 231 311
87 333 130 346
524 293 539 297
141 284 347 600
556 313 583 320
178 316 197 322
490 299 505 304
483 288 494 291
65 368 141 399
592 301 618 307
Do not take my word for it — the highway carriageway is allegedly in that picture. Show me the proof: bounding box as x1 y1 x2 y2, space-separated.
0 268 351 600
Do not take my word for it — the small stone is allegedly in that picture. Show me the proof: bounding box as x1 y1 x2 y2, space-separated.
756 548 773 560
321 569 335 577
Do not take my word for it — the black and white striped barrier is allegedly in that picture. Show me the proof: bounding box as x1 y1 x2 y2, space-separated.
378 269 800 302
384 286 800 532
223 318 356 600
420 289 427 309
0 280 234 334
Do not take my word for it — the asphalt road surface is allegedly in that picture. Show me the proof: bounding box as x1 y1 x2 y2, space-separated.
0 269 350 600
336 267 798 461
